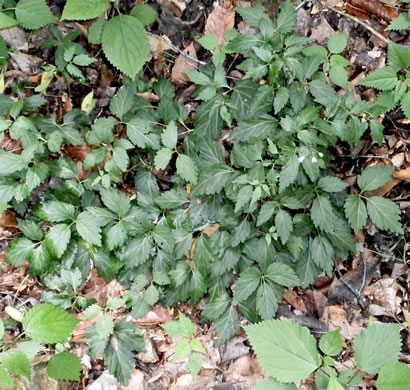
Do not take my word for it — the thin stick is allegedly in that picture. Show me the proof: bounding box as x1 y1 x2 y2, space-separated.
318 1 389 44
147 33 207 66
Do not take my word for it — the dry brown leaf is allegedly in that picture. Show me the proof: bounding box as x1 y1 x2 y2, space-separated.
0 210 17 230
363 177 401 197
204 0 235 46
203 223 220 237
63 145 92 161
225 355 266 390
366 278 402 318
134 305 173 327
149 35 173 55
393 167 410 183
325 305 364 341
171 42 198 86
121 369 145 390
71 315 99 343
283 289 307 312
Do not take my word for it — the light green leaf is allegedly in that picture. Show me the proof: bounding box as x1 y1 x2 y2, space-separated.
193 164 234 195
36 201 76 222
376 362 410 390
174 339 192 360
274 87 289 114
176 154 198 184
102 15 150 78
0 13 19 29
386 13 410 31
275 209 293 245
353 323 401 374
0 318 3 339
185 70 211 86
245 319 321 383
266 263 299 287
0 151 27 174
317 176 348 193
329 65 348 89
62 0 109 21
130 3 158 25
5 238 34 266
47 352 82 381
144 284 159 305
275 0 296 33
327 377 345 390
154 148 173 170
155 189 187 209
45 223 71 258
319 330 342 356
2 350 31 378
311 195 336 233
112 146 129 172
23 304 79 343
400 91 410 120
344 194 367 235
15 0 55 30
161 121 178 149
188 353 202 377
88 20 105 45
100 188 131 217
387 41 410 70
357 165 394 192
256 283 281 320
0 366 14 389
233 268 262 303
327 33 347 54
252 379 297 390
366 196 403 234
76 211 102 246
360 66 398 91
369 120 384 144
96 314 114 340
197 34 218 50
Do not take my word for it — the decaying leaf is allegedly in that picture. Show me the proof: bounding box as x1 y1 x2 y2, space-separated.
171 42 198 86
204 0 235 46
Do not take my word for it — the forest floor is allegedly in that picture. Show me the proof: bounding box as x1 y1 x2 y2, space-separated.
0 0 409 389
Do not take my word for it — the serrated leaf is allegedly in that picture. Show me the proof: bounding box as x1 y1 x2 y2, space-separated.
144 284 159 305
15 0 55 30
327 32 347 54
82 304 102 320
23 304 79 343
176 154 198 184
75 211 101 246
88 20 105 45
252 379 297 390
366 196 403 234
5 238 34 266
188 353 202 377
0 151 28 174
161 121 178 149
155 189 187 209
45 223 71 258
233 268 261 303
96 314 114 340
317 176 348 193
344 194 367 235
387 41 410 70
400 91 410 119
386 13 410 31
275 209 293 245
310 235 334 275
154 148 173 170
0 367 14 389
329 65 348 89
279 155 299 193
274 87 289 114
0 13 19 29
193 163 234 195
102 15 150 78
174 339 192 360
2 350 31 378
311 195 336 233
61 0 109 21
130 3 158 25
275 0 296 33
100 188 131 217
353 323 401 374
266 263 299 287
37 201 76 222
319 330 342 356
245 320 321 383
211 305 240 341
256 283 281 320
360 66 398 91
233 116 276 142
357 165 394 192
197 34 218 50
47 352 82 381
376 362 410 390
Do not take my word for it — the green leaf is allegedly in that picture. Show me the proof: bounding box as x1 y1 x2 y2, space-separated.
197 34 218 50
256 283 281 320
275 0 296 33
23 304 79 343
188 353 202 377
112 146 129 172
0 151 28 174
62 0 109 21
357 165 394 192
266 263 300 287
400 91 410 120
96 314 114 340
311 195 336 233
2 350 31 378
233 268 262 303
47 352 82 381
162 312 195 337
202 293 230 321
0 13 19 29
144 284 159 305
15 0 55 30
319 330 342 356
327 377 345 390
36 201 76 222
5 238 34 266
212 305 240 341
387 41 410 70
376 362 410 390
245 319 321 383
310 235 334 275
275 209 293 245
233 116 276 142
274 87 289 114
154 148 173 170
279 155 300 193
353 323 401 374
76 211 102 246
88 20 105 45
0 318 3 339
102 15 150 78
329 65 348 89
155 189 187 209
176 154 198 184
386 13 410 31
174 339 192 360
193 164 234 195
369 120 384 144
344 194 367 235
360 66 398 91
366 196 403 234
327 33 347 54
161 121 178 149
130 3 158 25
120 237 152 267
0 367 14 389
317 176 348 193
126 118 155 148
45 223 71 258
100 188 131 217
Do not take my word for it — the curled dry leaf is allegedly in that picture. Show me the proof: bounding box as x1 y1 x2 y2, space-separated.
171 42 198 86
393 167 410 183
346 0 400 21
204 0 235 46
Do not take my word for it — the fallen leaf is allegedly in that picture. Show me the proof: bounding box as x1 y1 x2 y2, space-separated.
363 177 401 197
149 34 173 55
171 42 198 86
134 305 173 327
225 355 266 390
325 305 364 340
393 167 410 183
365 278 402 318
283 289 307 313
347 0 400 21
121 369 145 390
204 0 235 46
309 16 335 44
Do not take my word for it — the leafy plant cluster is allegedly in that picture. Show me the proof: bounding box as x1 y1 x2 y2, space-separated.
246 319 410 390
386 0 410 31
0 1 408 387
0 0 157 78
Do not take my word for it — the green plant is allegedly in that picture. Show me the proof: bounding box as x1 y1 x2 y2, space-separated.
359 40 410 121
386 0 410 31
245 319 410 389
0 304 80 388
0 0 157 78
161 312 206 377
